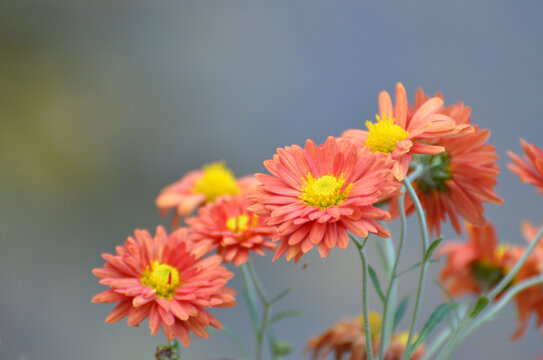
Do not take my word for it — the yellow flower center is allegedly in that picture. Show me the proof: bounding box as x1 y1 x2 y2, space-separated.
299 174 352 209
141 261 181 300
357 312 382 339
192 162 241 202
365 113 409 154
226 214 255 233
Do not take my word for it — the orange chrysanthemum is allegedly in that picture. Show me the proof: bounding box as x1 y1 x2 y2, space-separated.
91 226 236 345
508 139 543 194
392 125 503 235
342 82 470 179
439 222 506 297
186 194 276 266
155 162 257 227
305 313 424 360
249 136 400 263
385 87 501 235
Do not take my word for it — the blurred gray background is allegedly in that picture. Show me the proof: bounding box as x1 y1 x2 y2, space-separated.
1 0 543 359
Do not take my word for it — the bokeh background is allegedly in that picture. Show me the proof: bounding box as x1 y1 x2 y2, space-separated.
2 1 543 359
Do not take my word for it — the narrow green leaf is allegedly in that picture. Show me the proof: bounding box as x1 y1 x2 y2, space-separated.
272 341 295 357
424 237 444 262
396 260 440 278
368 265 385 303
410 302 457 355
269 310 302 325
469 295 489 319
270 287 291 306
393 296 409 331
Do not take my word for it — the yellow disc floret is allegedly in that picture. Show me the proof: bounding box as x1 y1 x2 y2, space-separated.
365 113 409 154
141 261 181 300
299 174 352 209
226 214 254 233
192 162 241 202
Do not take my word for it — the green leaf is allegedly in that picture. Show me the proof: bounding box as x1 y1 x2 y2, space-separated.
368 265 385 303
396 260 440 278
424 237 444 262
434 279 455 303
410 302 457 356
272 341 295 357
269 310 302 325
393 296 409 331
270 287 291 305
469 295 489 319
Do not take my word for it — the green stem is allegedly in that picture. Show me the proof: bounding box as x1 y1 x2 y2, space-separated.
420 327 451 360
439 274 543 360
488 226 543 300
400 178 430 360
437 225 543 359
353 236 374 360
378 192 407 360
240 263 259 334
407 163 425 183
246 260 269 306
246 261 270 360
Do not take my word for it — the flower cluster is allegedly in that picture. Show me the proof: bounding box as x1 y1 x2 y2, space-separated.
91 82 543 358
93 162 276 343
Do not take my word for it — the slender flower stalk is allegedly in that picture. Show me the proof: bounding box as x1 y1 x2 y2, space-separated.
453 275 543 356
420 327 451 360
438 274 543 360
488 226 543 300
246 261 270 360
240 264 259 336
436 226 543 359
378 192 407 360
401 179 430 360
240 262 270 360
352 236 373 360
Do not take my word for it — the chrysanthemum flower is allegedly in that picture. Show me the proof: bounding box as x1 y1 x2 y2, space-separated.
391 124 503 235
91 226 236 345
186 194 276 266
249 136 400 263
342 82 468 179
508 139 543 194
439 222 506 297
155 162 257 227
305 313 424 360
